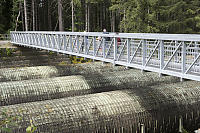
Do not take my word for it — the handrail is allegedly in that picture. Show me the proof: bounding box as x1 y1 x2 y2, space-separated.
10 31 200 81
10 31 200 41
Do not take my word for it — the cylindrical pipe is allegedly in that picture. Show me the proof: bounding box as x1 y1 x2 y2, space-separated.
0 66 59 82
1 81 200 133
0 62 126 82
0 70 178 106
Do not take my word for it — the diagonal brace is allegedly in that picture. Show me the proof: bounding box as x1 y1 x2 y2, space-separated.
117 40 127 61
185 54 200 74
144 41 160 67
129 40 142 63
163 42 182 70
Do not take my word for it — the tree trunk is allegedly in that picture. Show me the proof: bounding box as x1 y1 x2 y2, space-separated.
87 3 90 32
85 2 88 31
123 9 126 32
72 0 74 32
100 3 103 30
15 2 21 31
21 2 25 31
32 0 35 31
112 11 115 32
15 11 20 31
97 3 99 30
35 1 38 30
48 0 52 30
110 11 112 32
24 0 28 31
58 0 64 31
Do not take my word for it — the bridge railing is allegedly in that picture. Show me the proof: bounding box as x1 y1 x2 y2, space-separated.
10 31 200 81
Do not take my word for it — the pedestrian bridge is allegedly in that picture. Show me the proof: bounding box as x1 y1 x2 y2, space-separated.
10 31 200 81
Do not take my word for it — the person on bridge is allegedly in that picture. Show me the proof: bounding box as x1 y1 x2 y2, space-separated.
116 32 121 46
115 32 121 54
103 29 109 42
103 29 110 55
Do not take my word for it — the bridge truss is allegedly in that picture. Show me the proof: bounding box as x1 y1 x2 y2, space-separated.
10 31 200 81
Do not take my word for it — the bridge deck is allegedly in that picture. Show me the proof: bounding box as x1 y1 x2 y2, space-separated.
10 31 200 81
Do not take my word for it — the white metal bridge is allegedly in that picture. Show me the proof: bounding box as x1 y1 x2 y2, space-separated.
10 31 200 81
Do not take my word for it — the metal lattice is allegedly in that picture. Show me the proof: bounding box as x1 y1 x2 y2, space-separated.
0 66 59 82
1 81 200 133
0 69 178 106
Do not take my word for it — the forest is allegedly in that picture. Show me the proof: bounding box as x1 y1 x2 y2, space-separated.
0 0 200 34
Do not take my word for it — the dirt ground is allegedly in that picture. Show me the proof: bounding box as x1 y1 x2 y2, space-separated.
0 41 17 48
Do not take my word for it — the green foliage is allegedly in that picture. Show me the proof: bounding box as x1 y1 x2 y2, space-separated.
1 0 200 33
110 0 200 33
70 56 92 64
182 127 189 133
0 48 13 57
26 120 37 133
73 0 81 7
58 61 69 66
0 109 22 133
6 48 13 56
48 51 54 55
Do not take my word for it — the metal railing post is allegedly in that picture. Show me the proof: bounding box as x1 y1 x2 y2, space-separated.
195 41 198 59
47 34 50 48
57 35 61 51
140 124 144 133
84 36 88 54
76 36 79 53
103 37 105 58
127 38 131 64
160 40 164 76
21 33 24 44
69 35 73 52
175 40 178 62
114 37 117 63
181 41 186 81
93 36 96 57
179 116 182 133
142 39 147 68
20 33 22 43
63 35 67 51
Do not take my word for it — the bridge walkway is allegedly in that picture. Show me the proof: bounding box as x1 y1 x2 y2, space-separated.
10 31 200 81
